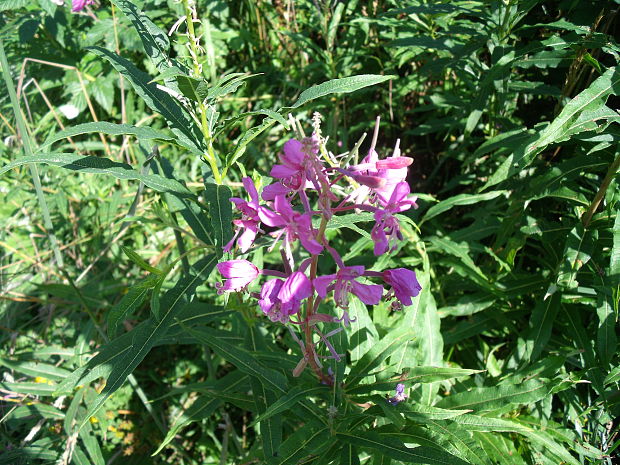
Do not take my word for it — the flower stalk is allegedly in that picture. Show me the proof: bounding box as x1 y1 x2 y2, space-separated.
181 0 222 184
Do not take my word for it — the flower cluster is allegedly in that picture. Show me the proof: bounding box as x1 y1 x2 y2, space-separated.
217 119 422 382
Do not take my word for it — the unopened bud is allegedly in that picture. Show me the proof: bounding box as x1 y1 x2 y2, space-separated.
354 174 386 189
376 157 413 169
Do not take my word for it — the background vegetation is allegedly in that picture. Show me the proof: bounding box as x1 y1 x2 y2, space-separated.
1 0 619 463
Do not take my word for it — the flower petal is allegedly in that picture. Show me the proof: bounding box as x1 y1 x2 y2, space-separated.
313 274 336 298
278 272 312 303
351 281 383 305
216 259 258 279
262 182 291 201
282 139 305 166
270 164 299 179
259 279 283 313
242 177 260 205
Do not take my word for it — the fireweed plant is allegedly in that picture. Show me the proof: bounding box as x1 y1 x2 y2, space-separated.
217 118 422 385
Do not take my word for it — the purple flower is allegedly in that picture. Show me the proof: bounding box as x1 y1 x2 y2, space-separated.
259 272 312 323
270 139 307 190
225 177 265 253
371 182 417 256
387 383 408 405
314 265 383 309
216 260 259 294
383 268 422 307
347 149 412 206
261 181 292 201
261 195 323 255
72 0 94 12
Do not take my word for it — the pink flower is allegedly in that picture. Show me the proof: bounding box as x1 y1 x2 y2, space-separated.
261 195 323 255
261 181 292 201
72 0 93 12
347 148 412 206
259 272 312 323
371 182 418 256
270 139 307 190
383 268 421 307
225 177 273 253
216 260 259 294
314 265 383 309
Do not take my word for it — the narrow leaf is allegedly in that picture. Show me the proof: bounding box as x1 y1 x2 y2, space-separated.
290 75 395 109
0 154 195 198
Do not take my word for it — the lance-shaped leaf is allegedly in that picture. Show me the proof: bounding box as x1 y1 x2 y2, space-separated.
436 379 550 412
288 75 396 109
336 430 470 465
38 122 173 151
87 47 204 157
346 326 413 388
59 257 216 429
111 0 171 71
484 66 620 188
0 153 194 198
204 182 233 255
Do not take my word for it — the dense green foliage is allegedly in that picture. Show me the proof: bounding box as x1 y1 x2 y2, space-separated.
1 0 619 463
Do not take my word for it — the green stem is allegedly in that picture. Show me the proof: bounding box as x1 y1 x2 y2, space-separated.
582 151 620 228
181 0 222 184
0 39 64 268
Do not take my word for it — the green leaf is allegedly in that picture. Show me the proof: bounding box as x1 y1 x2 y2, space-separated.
428 236 488 282
38 122 173 151
276 424 332 465
484 66 620 188
121 246 164 275
346 326 414 387
556 223 591 290
0 357 70 381
523 292 561 362
155 157 213 246
106 274 160 337
0 153 195 198
398 404 473 421
182 326 288 392
326 212 374 239
8 403 65 421
0 0 28 11
450 415 532 433
225 117 277 173
250 378 282 464
436 379 550 412
518 428 581 465
87 46 204 156
251 385 328 426
349 295 379 363
111 0 170 71
154 398 220 454
422 420 489 465
611 211 620 278
204 182 233 256
244 325 282 464
74 257 217 429
289 75 396 109
596 287 617 366
336 430 470 465
0 381 57 396
185 326 328 426
346 367 481 395
423 191 508 222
